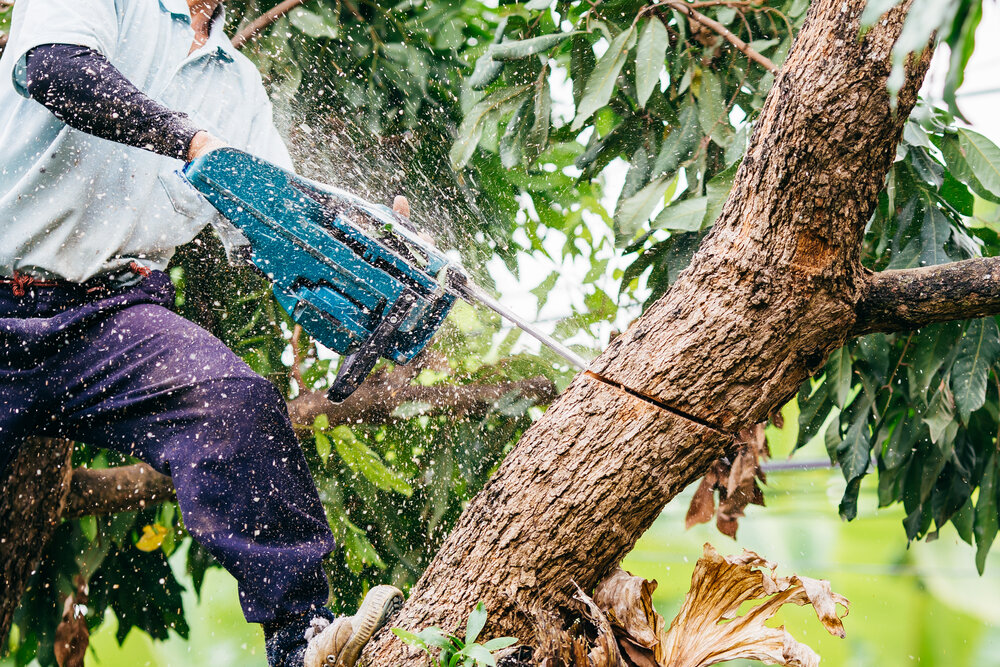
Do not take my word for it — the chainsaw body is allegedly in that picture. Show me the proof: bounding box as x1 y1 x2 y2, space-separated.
182 148 457 402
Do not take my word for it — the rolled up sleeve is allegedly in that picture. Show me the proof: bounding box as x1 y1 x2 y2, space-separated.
9 0 120 96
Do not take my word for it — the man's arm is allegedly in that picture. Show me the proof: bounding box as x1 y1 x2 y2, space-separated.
24 43 222 161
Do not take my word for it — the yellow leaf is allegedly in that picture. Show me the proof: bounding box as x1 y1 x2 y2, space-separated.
136 524 169 552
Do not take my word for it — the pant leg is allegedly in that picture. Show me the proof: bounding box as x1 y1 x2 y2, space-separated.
9 274 337 623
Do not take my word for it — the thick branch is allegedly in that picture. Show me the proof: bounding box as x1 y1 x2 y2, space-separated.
231 0 307 49
853 257 1000 336
63 464 175 519
58 376 556 518
665 0 780 74
287 376 558 426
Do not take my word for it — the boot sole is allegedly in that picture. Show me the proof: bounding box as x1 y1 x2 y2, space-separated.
339 584 404 666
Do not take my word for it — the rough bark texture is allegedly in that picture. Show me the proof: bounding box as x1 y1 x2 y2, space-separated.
287 374 557 427
361 1 932 663
63 463 175 519
0 438 74 645
854 257 1000 335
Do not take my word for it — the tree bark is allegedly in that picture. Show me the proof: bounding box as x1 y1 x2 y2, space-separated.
0 438 74 646
361 1 933 663
854 257 1000 335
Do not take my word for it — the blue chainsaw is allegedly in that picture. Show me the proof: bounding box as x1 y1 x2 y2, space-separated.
182 148 587 402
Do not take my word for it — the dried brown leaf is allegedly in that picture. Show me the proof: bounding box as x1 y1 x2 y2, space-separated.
686 423 770 538
54 582 89 667
685 472 718 530
574 583 626 667
659 544 849 667
593 569 663 649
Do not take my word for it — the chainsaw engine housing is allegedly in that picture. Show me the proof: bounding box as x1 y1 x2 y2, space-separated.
183 148 457 402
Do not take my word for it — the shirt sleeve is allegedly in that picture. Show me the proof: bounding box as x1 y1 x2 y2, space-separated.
25 44 203 160
8 0 121 96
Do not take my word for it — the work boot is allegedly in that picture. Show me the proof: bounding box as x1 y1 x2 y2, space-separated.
265 585 404 667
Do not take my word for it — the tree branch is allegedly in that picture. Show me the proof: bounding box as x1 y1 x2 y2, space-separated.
63 464 175 519
61 375 558 517
287 375 558 426
231 0 307 50
853 257 1000 336
664 0 780 74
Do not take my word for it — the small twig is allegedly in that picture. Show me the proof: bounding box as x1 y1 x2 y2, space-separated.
665 0 779 74
231 0 307 49
290 324 307 392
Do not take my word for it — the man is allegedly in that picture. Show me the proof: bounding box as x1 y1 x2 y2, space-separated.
0 1 404 665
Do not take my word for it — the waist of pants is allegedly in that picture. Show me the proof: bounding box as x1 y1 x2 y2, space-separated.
0 262 153 298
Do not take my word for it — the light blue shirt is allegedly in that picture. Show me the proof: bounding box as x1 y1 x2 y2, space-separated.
0 0 293 282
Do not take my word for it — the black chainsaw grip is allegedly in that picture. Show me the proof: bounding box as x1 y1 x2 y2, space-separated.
326 290 419 403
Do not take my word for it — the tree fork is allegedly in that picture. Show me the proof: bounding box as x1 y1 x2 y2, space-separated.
361 1 932 663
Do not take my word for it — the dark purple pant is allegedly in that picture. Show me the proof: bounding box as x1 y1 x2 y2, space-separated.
0 272 336 624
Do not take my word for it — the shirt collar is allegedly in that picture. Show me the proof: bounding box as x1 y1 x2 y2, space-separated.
158 0 191 21
158 1 236 63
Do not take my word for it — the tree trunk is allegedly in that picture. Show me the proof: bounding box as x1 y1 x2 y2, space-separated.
361 1 933 663
0 438 74 645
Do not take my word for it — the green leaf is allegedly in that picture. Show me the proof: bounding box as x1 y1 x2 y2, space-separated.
958 128 1000 198
635 19 667 108
651 103 701 178
417 626 453 649
923 387 955 445
797 380 833 450
651 196 708 232
525 0 553 8
615 176 672 244
570 35 596 106
834 401 874 521
392 628 428 650
975 454 999 573
469 54 505 90
943 2 982 118
572 26 637 131
482 637 518 651
827 347 853 408
315 431 332 463
465 601 488 645
462 643 497 666
499 99 531 168
861 0 903 26
703 160 739 228
525 72 551 163
451 86 531 168
919 205 951 266
288 6 339 39
491 32 578 61
333 427 413 496
950 318 1000 422
696 70 725 138
531 271 560 309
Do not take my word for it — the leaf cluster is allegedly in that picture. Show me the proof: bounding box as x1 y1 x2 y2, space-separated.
392 602 518 667
800 106 1000 571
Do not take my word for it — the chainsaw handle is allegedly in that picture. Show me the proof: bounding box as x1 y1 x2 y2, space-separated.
326 290 419 403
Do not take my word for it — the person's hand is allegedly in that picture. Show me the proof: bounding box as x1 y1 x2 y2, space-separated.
392 195 410 218
187 131 229 161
